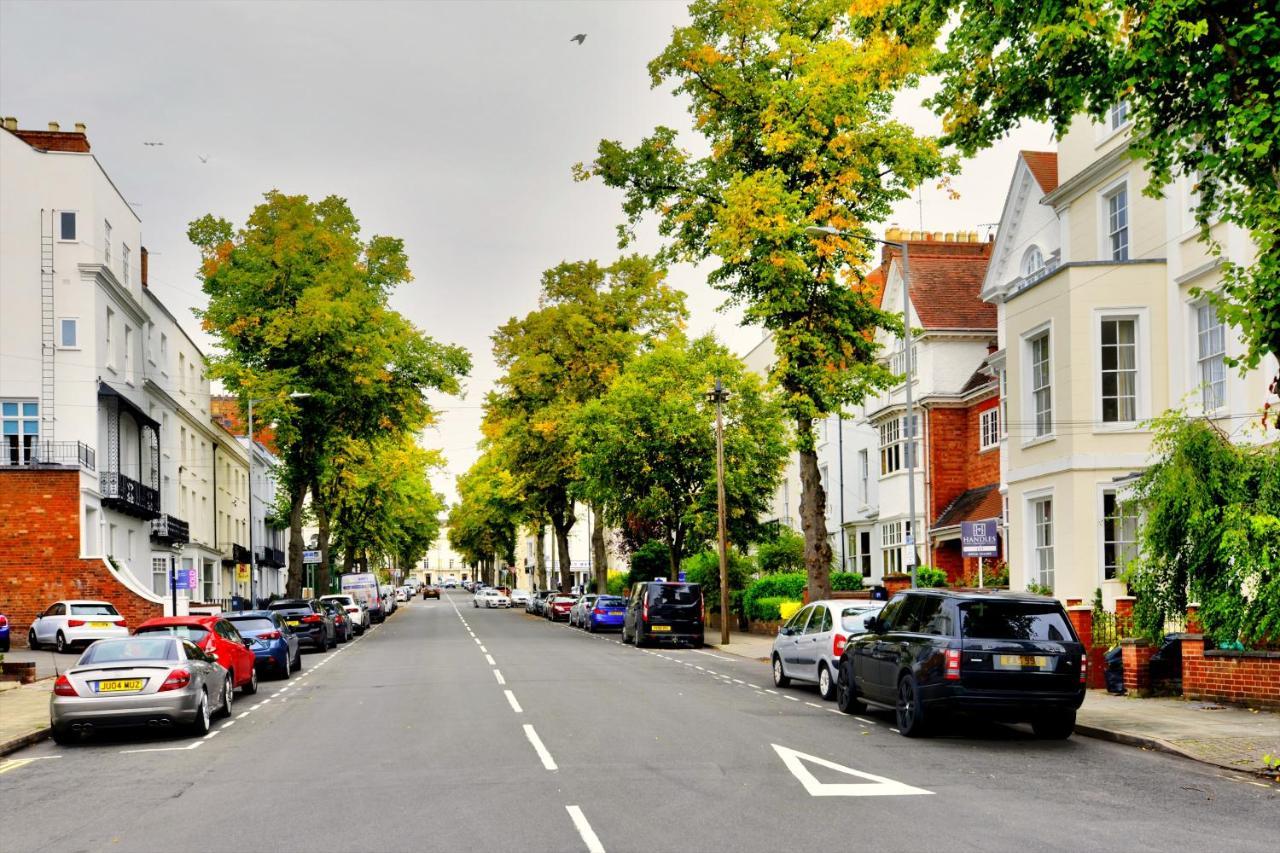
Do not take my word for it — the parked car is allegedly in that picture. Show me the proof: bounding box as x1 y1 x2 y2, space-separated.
474 589 511 609
28 600 128 653
381 585 398 614
267 599 336 651
622 582 703 648
585 595 627 633
321 594 368 634
771 600 885 700
395 588 408 603
135 615 259 696
0 612 9 652
319 599 354 643
509 589 530 608
51 635 231 742
569 595 599 628
834 589 1086 738
545 594 577 622
225 611 300 678
423 586 441 600
530 589 555 615
340 572 385 624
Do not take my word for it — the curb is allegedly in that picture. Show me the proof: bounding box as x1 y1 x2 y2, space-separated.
1073 723 1272 778
0 727 50 758
707 644 771 662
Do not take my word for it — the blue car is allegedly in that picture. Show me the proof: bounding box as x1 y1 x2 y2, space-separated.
226 610 300 679
586 595 627 633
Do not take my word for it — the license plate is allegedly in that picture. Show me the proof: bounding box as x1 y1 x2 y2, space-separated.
96 679 144 693
89 622 112 628
651 625 671 632
997 654 1048 669
609 611 623 616
287 621 301 627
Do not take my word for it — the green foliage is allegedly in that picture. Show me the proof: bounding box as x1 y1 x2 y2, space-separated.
447 449 522 569
916 567 947 589
575 334 789 571
894 0 1280 400
756 528 806 574
830 572 864 592
1128 414 1280 648
1026 582 1055 597
680 548 753 610
606 571 628 597
742 572 808 622
626 540 672 586
748 596 785 622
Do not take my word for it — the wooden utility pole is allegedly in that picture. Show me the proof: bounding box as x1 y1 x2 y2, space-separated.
709 378 731 646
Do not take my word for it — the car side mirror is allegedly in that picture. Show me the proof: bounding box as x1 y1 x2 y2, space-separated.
778 626 792 637
242 638 253 648
867 618 884 634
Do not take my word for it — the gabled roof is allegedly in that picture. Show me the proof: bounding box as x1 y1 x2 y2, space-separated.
933 484 1003 529
905 250 996 330
1020 150 1058 194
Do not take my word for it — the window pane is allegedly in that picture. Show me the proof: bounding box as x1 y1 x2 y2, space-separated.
60 211 76 240
60 319 76 347
22 403 37 417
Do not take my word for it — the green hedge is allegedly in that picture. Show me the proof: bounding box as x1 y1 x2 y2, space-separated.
830 572 864 591
749 595 802 622
916 566 947 588
742 572 807 620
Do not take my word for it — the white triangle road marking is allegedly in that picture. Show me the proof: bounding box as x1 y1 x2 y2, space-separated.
771 744 933 797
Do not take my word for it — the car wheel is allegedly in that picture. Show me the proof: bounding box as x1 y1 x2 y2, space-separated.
217 676 234 719
242 665 258 695
817 663 835 701
587 620 596 634
896 674 929 737
55 631 68 654
279 657 291 680
50 724 76 745
191 689 211 735
772 654 791 688
1031 711 1077 740
834 658 865 714
28 629 39 650
292 650 302 673
327 632 337 650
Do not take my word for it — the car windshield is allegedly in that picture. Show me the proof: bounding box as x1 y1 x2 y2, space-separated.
840 608 880 633
80 637 177 664
959 601 1074 642
70 604 119 616
135 625 211 644
228 618 276 634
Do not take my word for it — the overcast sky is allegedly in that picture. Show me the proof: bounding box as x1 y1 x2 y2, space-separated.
1 0 1049 501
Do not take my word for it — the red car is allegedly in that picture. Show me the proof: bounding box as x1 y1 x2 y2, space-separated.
545 595 577 622
134 616 259 696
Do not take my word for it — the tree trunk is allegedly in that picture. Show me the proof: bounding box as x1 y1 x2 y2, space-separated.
549 500 576 592
286 481 306 598
535 524 547 590
312 477 332 595
797 417 833 602
342 544 356 575
592 506 608 593
668 523 683 578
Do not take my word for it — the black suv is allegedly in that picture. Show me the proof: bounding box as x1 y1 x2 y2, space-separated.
622 582 703 648
834 589 1085 738
267 599 335 651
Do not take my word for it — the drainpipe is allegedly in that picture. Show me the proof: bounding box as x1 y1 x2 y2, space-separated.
212 442 218 601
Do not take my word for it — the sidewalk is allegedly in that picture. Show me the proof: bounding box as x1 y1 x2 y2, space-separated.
707 633 1280 777
0 678 52 757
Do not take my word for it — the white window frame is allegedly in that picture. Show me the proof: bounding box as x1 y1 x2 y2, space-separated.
58 210 78 242
104 307 116 371
820 463 831 518
878 414 918 476
1092 308 1149 428
1194 301 1227 414
1109 100 1130 132
998 368 1009 438
152 556 169 597
858 449 869 506
881 520 904 574
123 324 133 386
888 345 916 379
1022 322 1053 443
1025 490 1054 591
1101 179 1130 261
1098 486 1139 583
979 408 1000 451
103 219 112 266
1020 245 1044 277
122 243 131 286
56 317 80 350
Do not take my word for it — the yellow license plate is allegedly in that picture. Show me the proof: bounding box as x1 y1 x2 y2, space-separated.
287 621 301 627
97 679 144 693
651 625 672 632
999 654 1047 668
609 611 623 616
89 622 112 628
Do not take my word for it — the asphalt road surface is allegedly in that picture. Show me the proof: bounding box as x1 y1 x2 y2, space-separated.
1 590 1275 853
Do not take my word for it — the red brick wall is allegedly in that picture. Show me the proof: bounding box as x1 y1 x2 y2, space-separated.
1181 636 1280 710
927 396 1001 524
1121 639 1154 694
0 470 162 645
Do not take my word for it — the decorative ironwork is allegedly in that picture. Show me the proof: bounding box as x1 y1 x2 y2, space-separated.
220 541 252 565
258 546 286 567
151 514 190 544
100 471 160 519
0 440 95 471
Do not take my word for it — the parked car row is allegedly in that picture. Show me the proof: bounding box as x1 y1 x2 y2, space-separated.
523 582 705 647
29 593 396 745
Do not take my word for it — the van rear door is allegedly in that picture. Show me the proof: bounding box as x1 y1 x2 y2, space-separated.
646 583 702 635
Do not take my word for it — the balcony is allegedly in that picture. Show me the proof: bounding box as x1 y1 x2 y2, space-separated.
220 541 251 565
101 471 160 519
1 440 96 471
151 514 190 545
259 546 286 568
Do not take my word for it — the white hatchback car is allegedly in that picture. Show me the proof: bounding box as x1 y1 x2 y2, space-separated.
473 589 510 609
771 599 885 701
509 589 530 607
29 600 129 654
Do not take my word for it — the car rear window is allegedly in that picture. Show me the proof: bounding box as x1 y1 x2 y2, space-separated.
70 604 120 616
959 601 1074 642
840 608 880 633
596 597 624 607
648 584 699 607
227 618 275 634
326 596 354 607
81 637 177 663
268 601 310 611
135 625 211 644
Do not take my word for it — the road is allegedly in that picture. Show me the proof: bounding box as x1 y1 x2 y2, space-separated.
1 590 1274 852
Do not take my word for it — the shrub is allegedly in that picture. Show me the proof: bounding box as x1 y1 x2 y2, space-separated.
606 571 627 597
742 572 807 620
755 528 805 574
680 549 751 611
749 595 801 622
916 566 947 588
830 572 864 591
626 540 671 586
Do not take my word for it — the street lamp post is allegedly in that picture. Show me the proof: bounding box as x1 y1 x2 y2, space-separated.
804 226 919 588
707 378 731 646
246 391 309 607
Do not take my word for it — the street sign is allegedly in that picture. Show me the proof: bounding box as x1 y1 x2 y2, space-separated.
302 549 321 564
961 519 1000 558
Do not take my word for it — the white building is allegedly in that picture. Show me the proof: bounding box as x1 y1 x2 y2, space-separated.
239 435 287 601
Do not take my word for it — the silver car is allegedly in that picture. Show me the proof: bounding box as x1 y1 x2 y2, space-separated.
50 635 231 743
771 599 885 701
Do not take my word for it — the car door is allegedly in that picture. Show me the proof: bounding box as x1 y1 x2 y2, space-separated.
220 620 253 685
38 603 66 643
876 595 928 696
800 605 833 673
778 606 813 668
856 596 905 702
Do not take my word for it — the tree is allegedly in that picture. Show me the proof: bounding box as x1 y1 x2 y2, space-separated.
485 256 687 592
447 449 522 586
575 334 789 575
1127 414 1280 647
576 0 948 599
891 0 1280 412
189 192 470 596
756 528 807 574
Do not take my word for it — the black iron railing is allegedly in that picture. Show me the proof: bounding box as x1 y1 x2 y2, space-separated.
151 514 190 544
100 471 160 518
259 546 286 567
1 440 96 471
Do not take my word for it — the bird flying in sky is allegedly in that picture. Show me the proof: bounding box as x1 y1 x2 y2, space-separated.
571 33 586 44
197 154 209 163
142 141 164 146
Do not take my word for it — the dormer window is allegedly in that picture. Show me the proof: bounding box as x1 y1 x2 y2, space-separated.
1021 245 1045 277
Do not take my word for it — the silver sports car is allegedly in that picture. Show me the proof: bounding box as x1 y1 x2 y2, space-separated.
50 635 231 743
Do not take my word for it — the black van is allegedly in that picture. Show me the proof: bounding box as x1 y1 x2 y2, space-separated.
834 589 1086 738
622 582 703 648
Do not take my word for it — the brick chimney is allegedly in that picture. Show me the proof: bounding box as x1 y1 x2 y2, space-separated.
5 119 91 153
